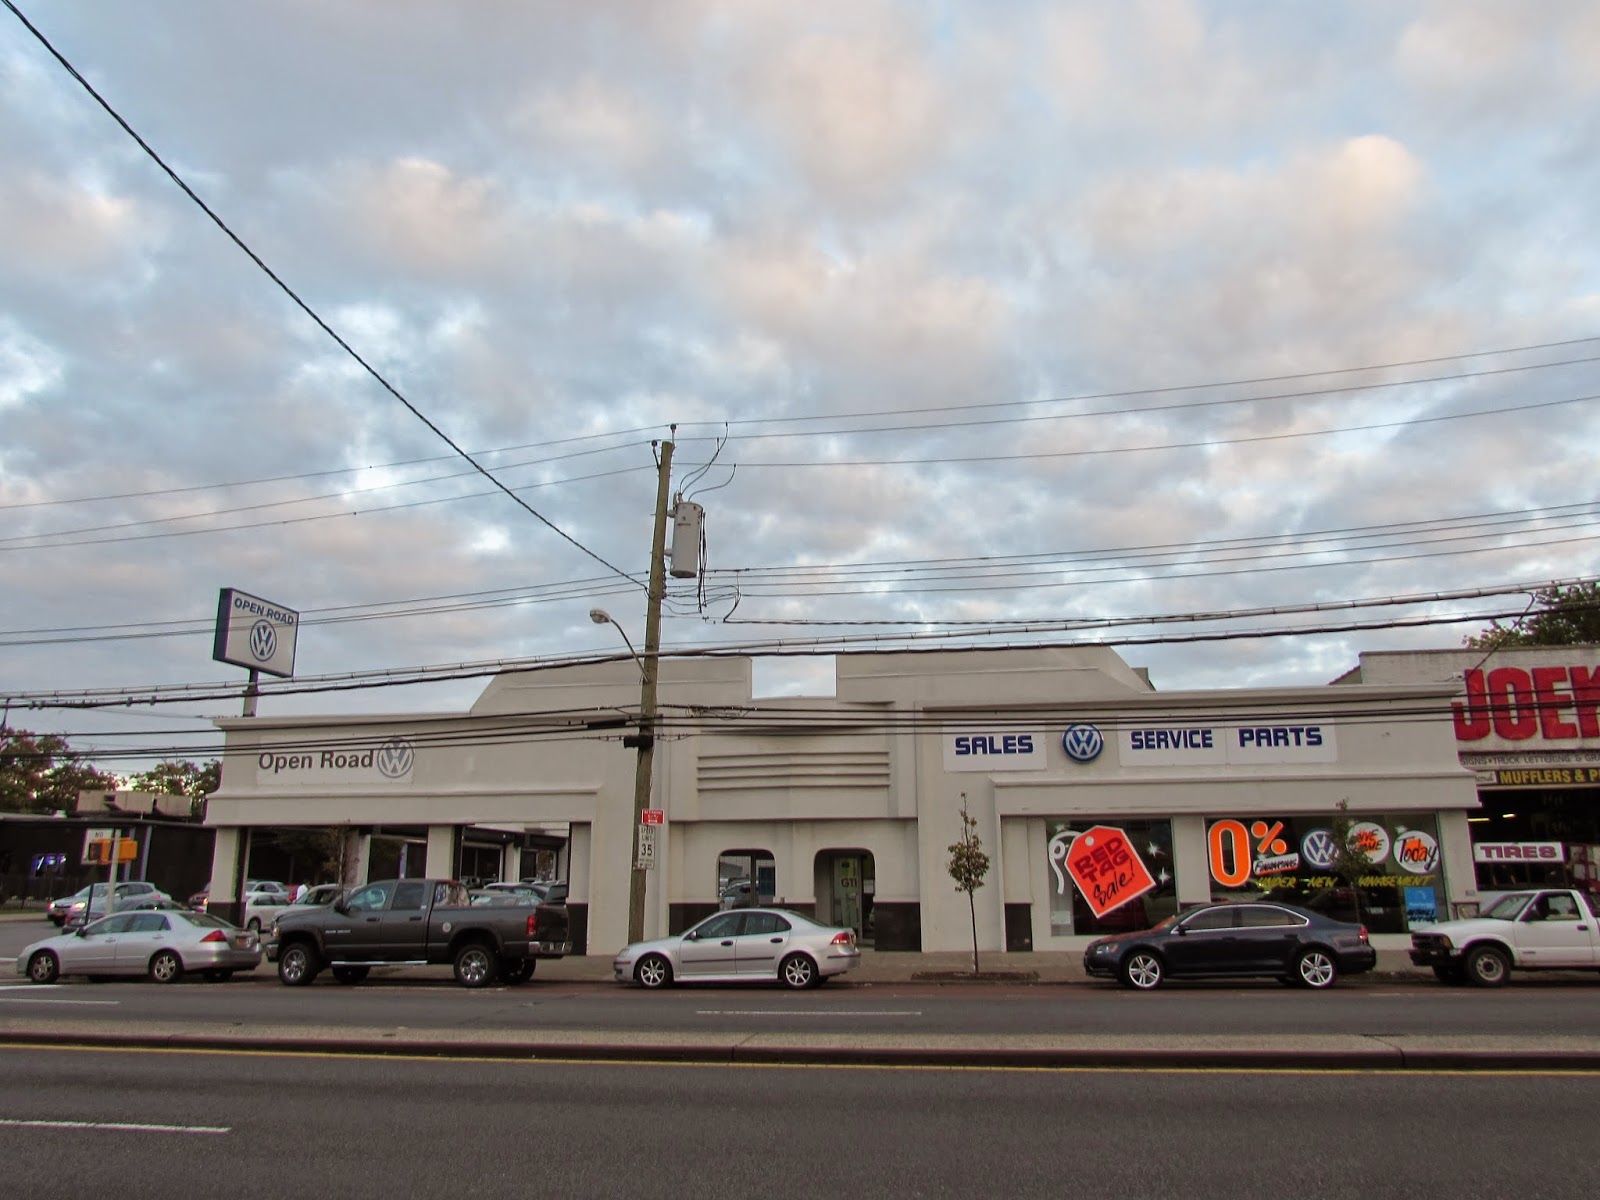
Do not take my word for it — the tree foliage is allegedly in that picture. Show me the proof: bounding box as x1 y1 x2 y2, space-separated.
0 728 118 814
126 760 222 819
947 794 991 974
1464 582 1600 650
1 729 217 818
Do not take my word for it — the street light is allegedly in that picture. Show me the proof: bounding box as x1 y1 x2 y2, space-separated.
589 609 643 680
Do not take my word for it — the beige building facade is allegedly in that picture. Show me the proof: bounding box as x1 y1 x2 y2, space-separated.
207 645 1484 955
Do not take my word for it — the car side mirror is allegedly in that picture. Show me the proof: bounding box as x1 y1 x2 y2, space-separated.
684 930 698 942
333 899 349 915
1175 925 1188 936
74 928 87 938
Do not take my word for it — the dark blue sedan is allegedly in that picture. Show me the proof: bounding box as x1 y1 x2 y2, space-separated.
1083 901 1376 990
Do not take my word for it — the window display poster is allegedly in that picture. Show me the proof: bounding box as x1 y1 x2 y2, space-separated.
1205 814 1444 935
1047 819 1177 937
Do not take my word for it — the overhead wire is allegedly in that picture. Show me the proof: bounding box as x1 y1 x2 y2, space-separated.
0 0 643 589
4 577 1587 711
1 498 1590 647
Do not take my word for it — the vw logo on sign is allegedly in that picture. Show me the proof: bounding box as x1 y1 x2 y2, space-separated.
1061 724 1105 763
376 738 415 779
1301 829 1338 870
249 620 277 662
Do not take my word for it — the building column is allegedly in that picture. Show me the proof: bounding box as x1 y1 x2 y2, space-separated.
425 825 458 878
1438 809 1479 916
1171 815 1211 909
340 829 371 886
504 844 522 883
207 828 244 926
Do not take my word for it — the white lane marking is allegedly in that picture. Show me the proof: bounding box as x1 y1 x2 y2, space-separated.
696 1009 922 1017
0 1118 230 1134
0 998 121 1006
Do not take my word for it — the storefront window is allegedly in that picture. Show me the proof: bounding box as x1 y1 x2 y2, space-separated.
1046 819 1178 936
1205 814 1445 934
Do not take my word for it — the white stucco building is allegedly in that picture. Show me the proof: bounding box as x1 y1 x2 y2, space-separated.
206 645 1485 954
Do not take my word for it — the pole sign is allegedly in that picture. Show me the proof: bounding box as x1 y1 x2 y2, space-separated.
641 809 665 826
634 823 657 869
213 588 299 678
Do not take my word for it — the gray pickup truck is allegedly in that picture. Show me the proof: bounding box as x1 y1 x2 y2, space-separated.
269 878 571 988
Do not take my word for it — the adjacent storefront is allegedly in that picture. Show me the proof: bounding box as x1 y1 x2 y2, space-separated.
1336 648 1600 906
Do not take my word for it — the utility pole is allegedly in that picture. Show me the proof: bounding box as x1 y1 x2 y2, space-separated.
627 436 674 944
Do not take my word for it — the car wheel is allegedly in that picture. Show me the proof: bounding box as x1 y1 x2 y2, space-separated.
332 965 370 985
278 942 319 986
779 953 819 990
149 950 184 985
453 943 496 988
201 969 233 983
1293 949 1338 989
26 950 60 985
246 917 262 933
1120 951 1164 990
1464 945 1511 988
1431 964 1467 986
497 958 535 985
635 953 673 989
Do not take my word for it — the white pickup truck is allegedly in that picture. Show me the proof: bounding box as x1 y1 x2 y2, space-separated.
1409 888 1600 986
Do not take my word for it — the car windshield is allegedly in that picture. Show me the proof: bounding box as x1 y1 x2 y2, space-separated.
1482 893 1535 920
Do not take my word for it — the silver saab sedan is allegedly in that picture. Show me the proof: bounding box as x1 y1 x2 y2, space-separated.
17 909 262 985
613 907 860 990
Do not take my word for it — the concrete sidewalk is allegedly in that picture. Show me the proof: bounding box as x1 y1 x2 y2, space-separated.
4 1015 1597 1072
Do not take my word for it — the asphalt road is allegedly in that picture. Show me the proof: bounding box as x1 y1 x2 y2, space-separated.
1 1044 1595 1200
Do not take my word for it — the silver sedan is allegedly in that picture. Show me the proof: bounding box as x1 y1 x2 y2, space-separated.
613 908 860 990
17 909 262 985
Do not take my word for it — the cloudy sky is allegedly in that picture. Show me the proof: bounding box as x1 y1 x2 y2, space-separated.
3 1 1598 767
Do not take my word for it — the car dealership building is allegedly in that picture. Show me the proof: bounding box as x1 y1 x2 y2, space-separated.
204 642 1546 957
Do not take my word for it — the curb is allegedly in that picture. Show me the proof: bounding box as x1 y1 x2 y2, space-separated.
1 1029 1596 1072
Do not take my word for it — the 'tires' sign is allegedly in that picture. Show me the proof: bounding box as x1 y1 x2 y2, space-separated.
1452 665 1600 742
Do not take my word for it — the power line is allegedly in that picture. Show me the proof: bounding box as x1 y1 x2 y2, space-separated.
7 339 1595 521
670 350 1600 446
4 577 1584 710
670 334 1600 431
1 0 642 589
725 392 1600 469
1 502 1587 647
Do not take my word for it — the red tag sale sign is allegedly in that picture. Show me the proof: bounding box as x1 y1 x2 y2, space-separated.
1064 825 1157 918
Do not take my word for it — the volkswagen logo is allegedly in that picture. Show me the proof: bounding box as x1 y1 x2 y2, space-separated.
1061 724 1104 763
376 738 415 779
1301 829 1337 870
248 620 277 662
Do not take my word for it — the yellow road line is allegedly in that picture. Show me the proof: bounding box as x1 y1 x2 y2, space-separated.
0 1042 1595 1077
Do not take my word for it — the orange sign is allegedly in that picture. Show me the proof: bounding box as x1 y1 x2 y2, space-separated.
1063 825 1157 918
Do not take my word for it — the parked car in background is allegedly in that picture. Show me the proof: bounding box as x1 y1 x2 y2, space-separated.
18 909 262 984
1083 901 1376 990
284 884 346 909
613 908 860 990
61 882 173 928
47 886 92 926
189 880 296 931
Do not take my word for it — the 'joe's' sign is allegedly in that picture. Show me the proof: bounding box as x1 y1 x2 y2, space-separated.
1452 665 1600 742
